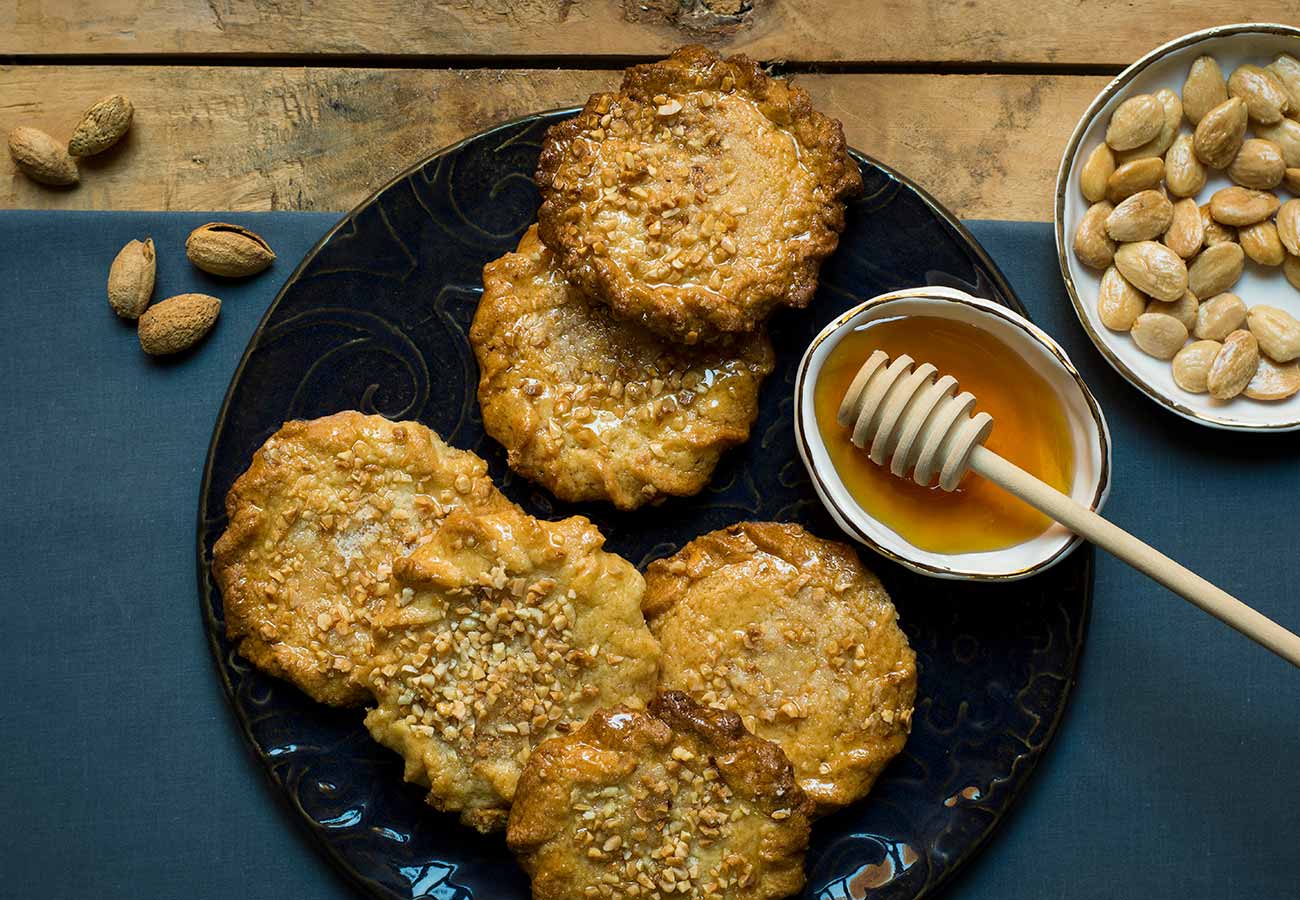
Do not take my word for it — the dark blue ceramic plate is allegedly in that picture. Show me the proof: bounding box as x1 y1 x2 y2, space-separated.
198 110 1090 900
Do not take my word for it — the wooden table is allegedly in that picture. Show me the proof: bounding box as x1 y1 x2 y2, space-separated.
1 4 1291 220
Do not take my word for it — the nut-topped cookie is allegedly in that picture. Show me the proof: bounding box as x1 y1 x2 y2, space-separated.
508 691 812 900
536 45 862 343
643 522 917 814
211 412 513 706
471 226 774 510
360 504 660 833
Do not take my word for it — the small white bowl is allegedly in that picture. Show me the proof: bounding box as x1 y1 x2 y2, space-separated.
1056 23 1300 432
793 287 1112 581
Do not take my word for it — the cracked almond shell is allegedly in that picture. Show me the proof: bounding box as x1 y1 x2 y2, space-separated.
185 222 276 277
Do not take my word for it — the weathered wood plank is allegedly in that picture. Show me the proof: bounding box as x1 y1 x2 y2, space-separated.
0 66 1107 220
1 0 1288 66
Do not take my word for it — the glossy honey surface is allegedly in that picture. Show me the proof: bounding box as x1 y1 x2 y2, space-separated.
813 315 1075 554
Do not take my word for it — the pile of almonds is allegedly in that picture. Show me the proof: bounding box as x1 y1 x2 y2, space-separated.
1073 53 1300 402
110 222 275 355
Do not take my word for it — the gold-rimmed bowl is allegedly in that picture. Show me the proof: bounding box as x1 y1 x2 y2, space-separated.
793 287 1112 582
1056 22 1300 432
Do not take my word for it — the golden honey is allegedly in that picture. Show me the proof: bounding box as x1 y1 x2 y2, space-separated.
814 315 1075 554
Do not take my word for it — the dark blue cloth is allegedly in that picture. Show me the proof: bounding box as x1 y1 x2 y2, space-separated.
0 211 1295 900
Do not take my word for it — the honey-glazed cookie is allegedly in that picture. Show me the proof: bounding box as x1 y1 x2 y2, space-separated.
536 45 862 343
211 412 510 706
508 691 812 900
643 522 917 814
471 226 774 510
360 504 660 833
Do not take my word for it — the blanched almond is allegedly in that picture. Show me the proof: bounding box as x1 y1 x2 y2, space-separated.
1244 356 1300 400
1115 241 1187 301
1226 138 1285 189
1199 203 1236 246
1239 220 1285 266
1227 64 1290 124
1208 186 1280 226
1130 312 1188 359
1105 189 1173 241
1267 54 1300 111
1105 156 1165 203
1163 198 1204 258
1121 89 1182 159
1187 242 1244 298
1097 266 1146 331
1183 55 1228 125
1194 97 1248 169
1079 143 1115 202
1275 198 1300 255
1165 134 1207 198
1194 292 1247 341
1254 118 1300 167
1285 254 1300 291
1207 329 1259 399
1172 340 1222 393
1146 290 1198 330
1073 201 1116 270
1284 168 1300 193
1106 94 1164 150
1247 305 1300 362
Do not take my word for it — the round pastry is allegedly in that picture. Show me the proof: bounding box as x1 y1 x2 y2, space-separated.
507 691 812 900
471 226 774 510
360 504 660 833
642 521 917 813
211 411 510 706
536 45 862 343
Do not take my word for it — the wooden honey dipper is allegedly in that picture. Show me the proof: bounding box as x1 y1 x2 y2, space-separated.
839 349 1300 668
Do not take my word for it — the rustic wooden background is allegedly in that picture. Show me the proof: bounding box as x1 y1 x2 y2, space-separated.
2 2 1293 220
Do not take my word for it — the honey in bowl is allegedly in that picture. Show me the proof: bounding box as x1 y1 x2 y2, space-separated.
813 315 1075 554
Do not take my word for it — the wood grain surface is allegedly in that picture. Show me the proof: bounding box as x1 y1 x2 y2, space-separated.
0 65 1106 220
1 1 1288 67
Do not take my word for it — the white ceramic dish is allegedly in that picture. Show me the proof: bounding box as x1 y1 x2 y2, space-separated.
794 287 1112 581
1056 22 1300 432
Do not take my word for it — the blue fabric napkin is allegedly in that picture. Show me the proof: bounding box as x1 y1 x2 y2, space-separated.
0 211 1295 900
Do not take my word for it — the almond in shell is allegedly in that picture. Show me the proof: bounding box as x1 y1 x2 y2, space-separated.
1194 292 1247 341
1244 356 1300 400
1239 220 1285 266
1163 198 1204 259
1247 305 1300 362
1114 241 1187 302
1106 156 1164 203
1097 266 1146 331
186 222 276 277
107 237 155 320
7 126 78 186
1165 134 1207 198
1105 189 1173 242
1172 340 1222 393
1130 312 1188 359
1079 143 1115 202
1183 55 1228 125
1073 201 1116 270
1187 242 1245 298
138 293 221 356
1193 97 1247 169
1208 186 1279 226
68 94 133 157
1207 329 1259 400
1227 64 1289 124
1106 94 1164 151
1226 138 1285 189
